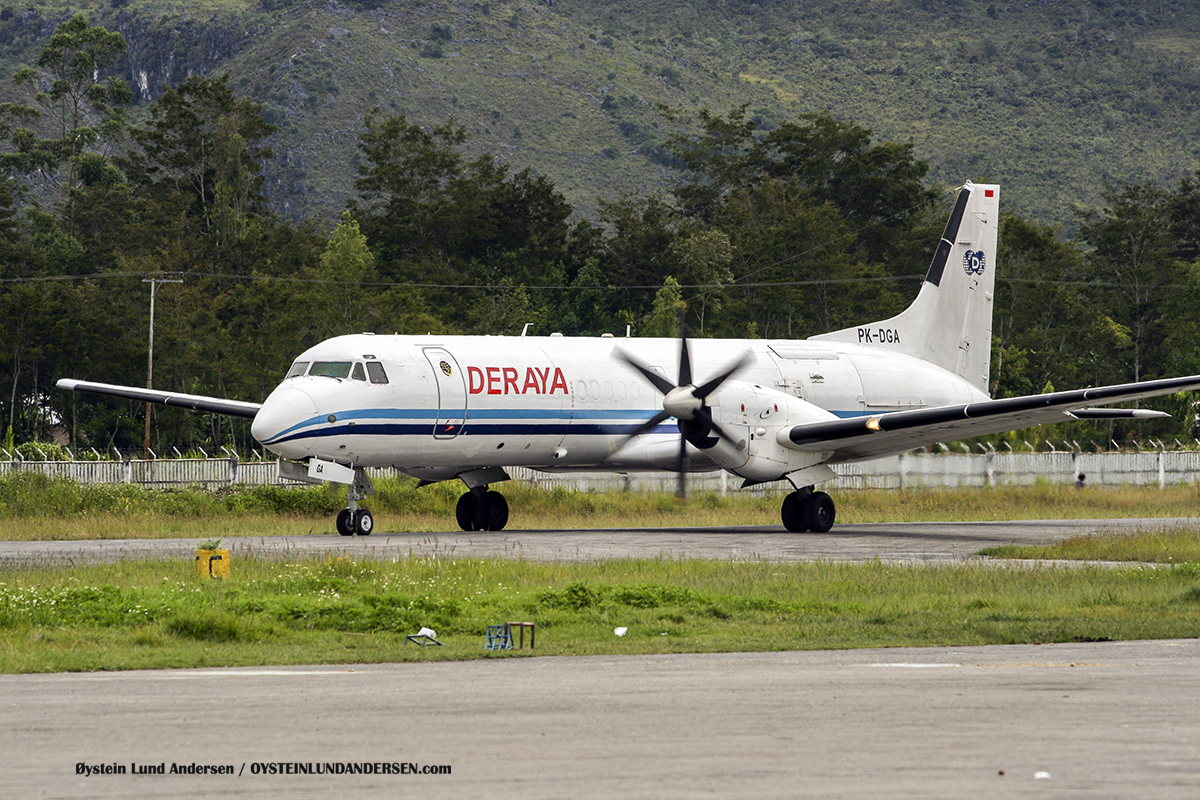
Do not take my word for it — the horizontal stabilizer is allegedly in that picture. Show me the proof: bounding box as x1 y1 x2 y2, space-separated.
56 379 262 420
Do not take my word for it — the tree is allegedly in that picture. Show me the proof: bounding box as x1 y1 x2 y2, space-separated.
1077 183 1183 383
670 228 732 334
314 211 379 336
3 15 130 236
119 73 275 269
642 276 685 337
351 110 467 269
659 106 934 263
990 214 1093 396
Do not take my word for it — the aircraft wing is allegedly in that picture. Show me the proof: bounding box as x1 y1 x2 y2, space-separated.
783 374 1200 462
56 379 262 420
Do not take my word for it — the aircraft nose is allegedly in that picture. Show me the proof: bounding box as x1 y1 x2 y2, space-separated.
251 385 319 459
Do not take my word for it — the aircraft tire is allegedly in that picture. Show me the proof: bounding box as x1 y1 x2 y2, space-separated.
355 509 374 536
803 492 836 533
336 509 356 536
780 491 808 532
456 493 480 531
476 491 509 532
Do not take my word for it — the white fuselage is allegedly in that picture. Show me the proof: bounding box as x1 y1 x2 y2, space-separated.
250 333 987 483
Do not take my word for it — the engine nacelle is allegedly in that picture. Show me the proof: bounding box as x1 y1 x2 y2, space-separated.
708 381 837 483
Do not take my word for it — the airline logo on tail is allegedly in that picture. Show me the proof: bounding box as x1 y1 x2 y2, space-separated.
963 250 986 276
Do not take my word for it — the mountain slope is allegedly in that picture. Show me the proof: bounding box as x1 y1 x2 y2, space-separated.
2 0 1198 227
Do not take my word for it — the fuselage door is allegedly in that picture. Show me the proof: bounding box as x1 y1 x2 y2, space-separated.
423 347 467 438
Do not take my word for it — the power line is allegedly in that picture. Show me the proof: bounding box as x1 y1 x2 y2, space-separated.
2 269 1195 291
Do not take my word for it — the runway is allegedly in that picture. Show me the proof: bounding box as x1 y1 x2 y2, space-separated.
2 519 1198 798
2 641 1199 798
1 516 1196 566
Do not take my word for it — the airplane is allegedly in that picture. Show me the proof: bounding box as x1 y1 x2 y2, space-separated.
56 182 1200 536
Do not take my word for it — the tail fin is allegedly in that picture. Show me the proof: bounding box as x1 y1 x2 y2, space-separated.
810 181 999 393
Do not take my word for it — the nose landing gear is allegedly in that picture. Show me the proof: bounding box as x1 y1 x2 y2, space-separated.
335 467 375 536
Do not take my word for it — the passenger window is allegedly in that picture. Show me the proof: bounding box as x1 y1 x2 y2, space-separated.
366 362 389 384
286 361 309 379
309 361 352 379
351 362 367 381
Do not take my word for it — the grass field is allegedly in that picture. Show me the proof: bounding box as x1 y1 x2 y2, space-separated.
2 471 1200 541
3 473 1199 672
3 555 1200 673
981 528 1200 563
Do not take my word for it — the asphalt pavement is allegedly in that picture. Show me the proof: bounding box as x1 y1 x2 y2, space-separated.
2 640 1198 799
1 517 1196 566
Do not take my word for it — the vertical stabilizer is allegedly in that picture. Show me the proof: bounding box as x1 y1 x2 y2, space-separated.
810 182 999 393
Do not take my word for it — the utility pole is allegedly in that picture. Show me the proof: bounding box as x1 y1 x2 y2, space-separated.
143 274 183 461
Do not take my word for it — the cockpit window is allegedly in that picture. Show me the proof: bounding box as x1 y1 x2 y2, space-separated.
286 361 310 379
351 362 367 382
366 362 389 384
309 361 352 379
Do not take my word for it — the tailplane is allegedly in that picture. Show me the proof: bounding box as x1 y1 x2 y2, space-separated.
810 181 999 393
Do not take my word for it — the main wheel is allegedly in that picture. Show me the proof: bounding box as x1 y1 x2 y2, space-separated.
476 491 509 531
803 491 836 533
355 509 374 536
780 491 808 532
336 509 355 536
456 493 479 531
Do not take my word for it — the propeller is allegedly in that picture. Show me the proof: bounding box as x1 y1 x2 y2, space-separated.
614 337 753 497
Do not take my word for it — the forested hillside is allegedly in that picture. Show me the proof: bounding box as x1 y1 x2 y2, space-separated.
0 6 1198 456
2 0 1199 225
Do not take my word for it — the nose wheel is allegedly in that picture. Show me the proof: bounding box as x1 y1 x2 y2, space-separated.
335 467 375 535
781 488 835 533
455 487 509 531
336 508 374 536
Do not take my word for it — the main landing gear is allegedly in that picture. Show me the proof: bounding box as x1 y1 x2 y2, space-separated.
780 486 835 533
336 467 375 536
455 486 509 531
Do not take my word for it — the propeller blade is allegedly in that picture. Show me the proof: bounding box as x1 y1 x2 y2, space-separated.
675 430 687 499
678 337 693 388
692 350 754 400
613 348 676 397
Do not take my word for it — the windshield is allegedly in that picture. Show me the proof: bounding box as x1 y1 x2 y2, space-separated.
309 361 352 379
285 361 309 378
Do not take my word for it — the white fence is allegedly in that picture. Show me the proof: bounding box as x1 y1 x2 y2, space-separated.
511 450 1200 494
0 457 286 488
3 451 1199 492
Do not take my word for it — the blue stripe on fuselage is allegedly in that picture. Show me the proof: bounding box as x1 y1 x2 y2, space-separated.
260 406 868 446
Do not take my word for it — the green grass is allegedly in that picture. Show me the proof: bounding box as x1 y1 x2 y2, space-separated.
980 528 1200 564
3 555 1200 673
2 471 1200 540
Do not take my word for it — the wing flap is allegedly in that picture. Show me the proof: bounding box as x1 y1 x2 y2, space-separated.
782 374 1200 462
56 379 262 420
